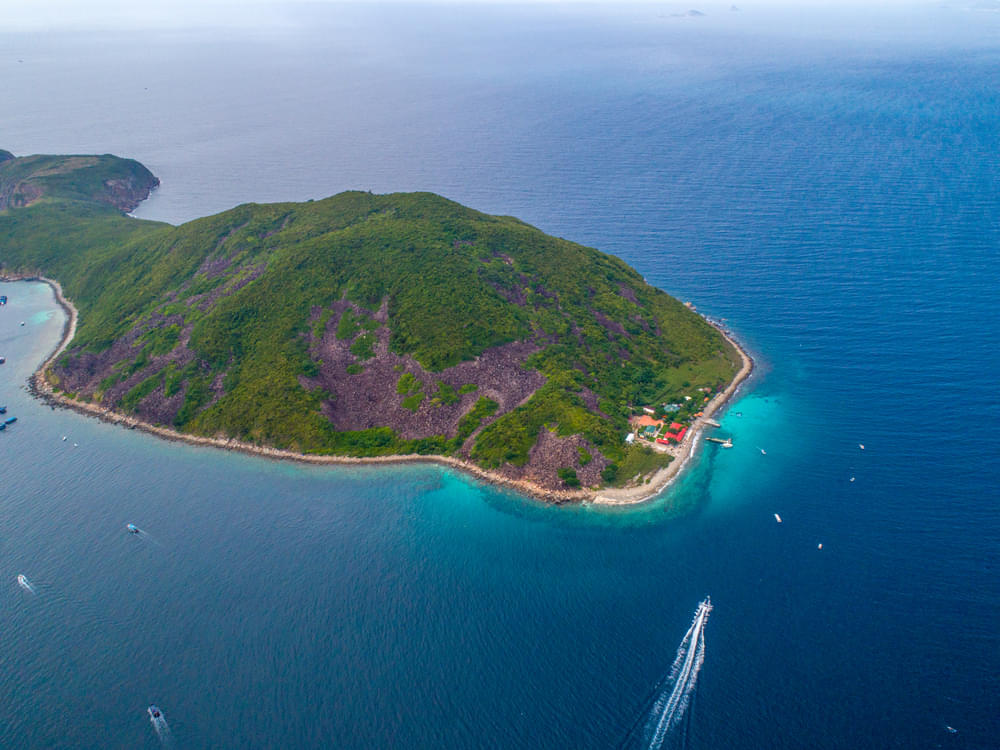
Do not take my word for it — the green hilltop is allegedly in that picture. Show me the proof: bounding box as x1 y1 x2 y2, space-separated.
0 151 740 492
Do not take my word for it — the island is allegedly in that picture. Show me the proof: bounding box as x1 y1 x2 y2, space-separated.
0 150 751 503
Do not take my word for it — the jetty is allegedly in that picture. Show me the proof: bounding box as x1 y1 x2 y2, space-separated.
705 436 732 447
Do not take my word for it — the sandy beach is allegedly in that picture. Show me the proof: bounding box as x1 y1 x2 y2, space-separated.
16 276 751 507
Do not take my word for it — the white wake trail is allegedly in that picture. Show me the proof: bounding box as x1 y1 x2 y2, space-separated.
643 598 712 749
150 715 174 748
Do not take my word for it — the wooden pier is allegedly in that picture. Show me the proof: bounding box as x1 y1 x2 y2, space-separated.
705 436 733 447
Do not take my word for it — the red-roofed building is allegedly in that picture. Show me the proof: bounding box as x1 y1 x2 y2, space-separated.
662 426 688 443
669 422 684 431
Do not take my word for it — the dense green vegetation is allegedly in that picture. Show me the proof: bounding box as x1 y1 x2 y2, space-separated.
610 445 673 487
454 396 499 445
557 467 581 487
396 372 421 395
432 381 459 406
472 377 622 468
0 150 740 489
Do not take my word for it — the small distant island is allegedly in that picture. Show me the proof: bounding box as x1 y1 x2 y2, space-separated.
0 150 750 503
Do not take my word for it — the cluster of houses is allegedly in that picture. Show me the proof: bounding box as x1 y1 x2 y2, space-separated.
631 414 688 447
625 386 717 448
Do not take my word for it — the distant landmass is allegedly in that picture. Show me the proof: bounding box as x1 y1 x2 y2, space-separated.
0 151 743 500
0 149 157 213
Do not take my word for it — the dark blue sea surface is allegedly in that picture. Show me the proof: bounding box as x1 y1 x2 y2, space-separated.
1 5 998 748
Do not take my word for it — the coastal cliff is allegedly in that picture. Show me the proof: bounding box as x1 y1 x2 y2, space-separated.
1 150 747 500
0 151 158 213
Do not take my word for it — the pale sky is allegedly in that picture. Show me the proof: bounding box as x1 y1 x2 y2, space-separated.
2 0 944 32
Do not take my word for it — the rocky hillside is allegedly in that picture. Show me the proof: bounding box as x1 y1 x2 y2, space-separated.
0 151 740 491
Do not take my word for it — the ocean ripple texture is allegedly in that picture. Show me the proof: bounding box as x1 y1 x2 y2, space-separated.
0 5 998 748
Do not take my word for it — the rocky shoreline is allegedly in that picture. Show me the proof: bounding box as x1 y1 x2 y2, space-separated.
17 276 751 507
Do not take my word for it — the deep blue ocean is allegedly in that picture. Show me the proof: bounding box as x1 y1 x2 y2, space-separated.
1 4 998 748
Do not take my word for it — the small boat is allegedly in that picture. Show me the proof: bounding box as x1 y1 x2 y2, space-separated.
759 448 766 455
0 423 5 431
148 705 162 720
127 523 140 534
945 726 957 734
19 321 24 326
774 513 782 523
4 416 16 424
61 436 67 441
859 443 865 450
817 543 823 550
0 357 5 364
0 405 6 413
850 476 855 483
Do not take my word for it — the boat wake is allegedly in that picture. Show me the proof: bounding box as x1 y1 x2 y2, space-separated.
127 523 164 547
149 709 174 747
640 598 712 750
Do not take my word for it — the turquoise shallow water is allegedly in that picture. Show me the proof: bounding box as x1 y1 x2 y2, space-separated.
1 5 999 748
